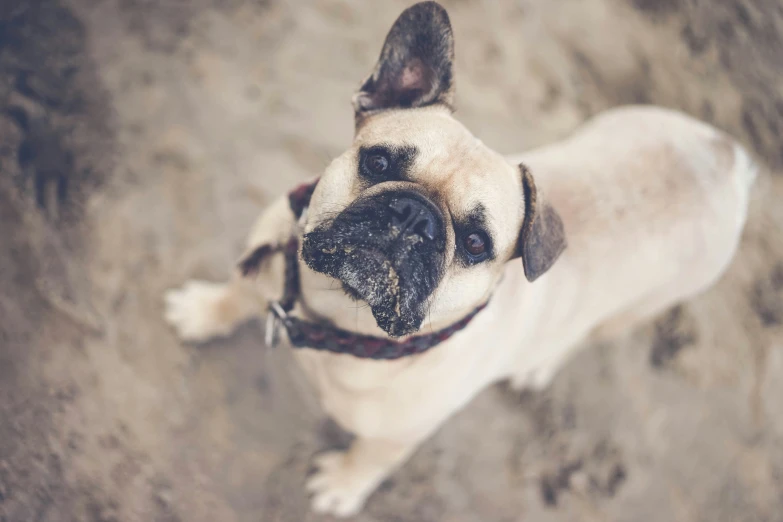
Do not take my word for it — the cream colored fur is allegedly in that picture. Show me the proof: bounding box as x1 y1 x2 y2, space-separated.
164 105 754 517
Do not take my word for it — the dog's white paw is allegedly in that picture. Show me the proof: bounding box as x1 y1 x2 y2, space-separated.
509 367 555 392
164 280 234 342
306 451 374 518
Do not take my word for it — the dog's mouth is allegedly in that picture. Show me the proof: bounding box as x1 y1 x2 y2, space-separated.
332 247 412 335
301 192 446 337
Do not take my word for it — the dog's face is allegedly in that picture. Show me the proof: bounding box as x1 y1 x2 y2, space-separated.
302 1 565 337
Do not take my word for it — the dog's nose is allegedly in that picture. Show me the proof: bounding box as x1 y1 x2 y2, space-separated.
389 196 438 241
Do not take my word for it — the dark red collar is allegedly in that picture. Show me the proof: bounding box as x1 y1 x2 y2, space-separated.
239 179 488 360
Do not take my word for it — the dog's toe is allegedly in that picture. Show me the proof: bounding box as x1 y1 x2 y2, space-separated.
306 450 370 518
162 280 233 342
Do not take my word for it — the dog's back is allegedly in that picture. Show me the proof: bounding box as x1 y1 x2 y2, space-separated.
511 105 756 340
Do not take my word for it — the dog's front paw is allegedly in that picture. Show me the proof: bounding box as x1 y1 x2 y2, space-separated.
306 451 374 518
164 280 236 342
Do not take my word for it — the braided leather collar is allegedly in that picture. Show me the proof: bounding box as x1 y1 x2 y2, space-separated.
239 179 488 360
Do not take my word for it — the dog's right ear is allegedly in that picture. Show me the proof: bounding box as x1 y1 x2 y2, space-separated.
516 164 567 282
353 1 455 122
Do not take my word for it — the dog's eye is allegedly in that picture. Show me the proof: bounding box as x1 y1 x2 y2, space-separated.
463 232 487 257
364 153 389 176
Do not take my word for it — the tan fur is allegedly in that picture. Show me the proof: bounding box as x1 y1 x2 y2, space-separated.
163 2 752 516
165 103 754 517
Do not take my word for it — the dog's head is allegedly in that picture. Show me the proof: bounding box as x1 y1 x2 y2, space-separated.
302 1 566 337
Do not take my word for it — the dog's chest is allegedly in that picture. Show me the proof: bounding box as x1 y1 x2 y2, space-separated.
292 313 517 439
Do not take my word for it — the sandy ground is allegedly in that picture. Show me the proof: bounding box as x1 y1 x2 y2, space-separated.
2 0 783 520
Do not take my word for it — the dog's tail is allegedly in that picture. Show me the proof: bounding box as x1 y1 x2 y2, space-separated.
733 141 758 190
728 140 758 233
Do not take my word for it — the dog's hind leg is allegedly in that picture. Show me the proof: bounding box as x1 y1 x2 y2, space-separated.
507 327 591 392
508 344 576 392
164 275 261 342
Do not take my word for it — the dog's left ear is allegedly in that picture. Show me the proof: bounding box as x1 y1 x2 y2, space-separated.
353 1 455 120
516 164 567 282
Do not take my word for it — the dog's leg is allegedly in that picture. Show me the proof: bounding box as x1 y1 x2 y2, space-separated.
164 275 260 342
509 350 573 392
164 193 296 342
508 334 586 392
307 437 417 518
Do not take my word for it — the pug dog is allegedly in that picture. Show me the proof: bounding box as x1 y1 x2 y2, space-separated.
164 1 756 517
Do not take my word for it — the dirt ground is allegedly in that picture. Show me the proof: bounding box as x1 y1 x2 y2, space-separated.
2 0 783 521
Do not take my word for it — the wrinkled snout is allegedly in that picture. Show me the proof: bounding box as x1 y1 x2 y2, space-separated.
302 190 446 337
